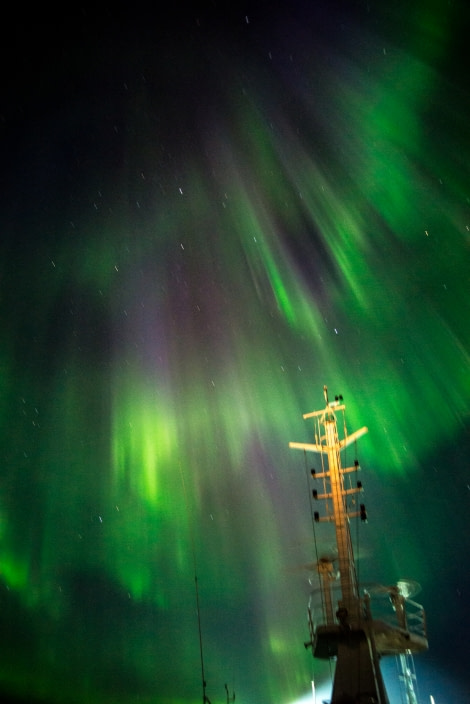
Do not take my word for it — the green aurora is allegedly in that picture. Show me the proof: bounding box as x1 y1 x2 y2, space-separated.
0 3 469 703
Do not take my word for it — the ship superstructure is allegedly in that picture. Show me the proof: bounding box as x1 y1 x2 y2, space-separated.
289 387 428 704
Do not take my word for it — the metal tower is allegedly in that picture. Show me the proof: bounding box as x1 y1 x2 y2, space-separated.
289 387 428 704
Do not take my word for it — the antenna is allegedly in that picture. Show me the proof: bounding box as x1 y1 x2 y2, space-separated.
225 683 236 703
195 574 211 704
289 387 428 704
291 387 367 618
178 466 212 704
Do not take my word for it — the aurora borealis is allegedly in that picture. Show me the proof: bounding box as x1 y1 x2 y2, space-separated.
1 2 469 703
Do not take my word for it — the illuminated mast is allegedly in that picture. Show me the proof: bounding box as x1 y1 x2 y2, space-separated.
289 387 428 704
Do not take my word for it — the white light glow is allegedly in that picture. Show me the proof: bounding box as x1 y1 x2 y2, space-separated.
287 682 331 704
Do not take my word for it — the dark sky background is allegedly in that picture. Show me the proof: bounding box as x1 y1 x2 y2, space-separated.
1 3 469 703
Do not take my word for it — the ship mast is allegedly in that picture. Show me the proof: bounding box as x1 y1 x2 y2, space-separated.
289 387 428 704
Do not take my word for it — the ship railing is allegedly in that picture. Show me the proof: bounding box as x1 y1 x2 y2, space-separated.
307 584 427 639
367 592 427 640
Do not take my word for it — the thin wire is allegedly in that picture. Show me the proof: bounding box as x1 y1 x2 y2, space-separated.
179 464 211 704
304 448 325 621
304 423 334 699
355 439 361 595
342 408 350 510
318 418 329 517
339 404 364 697
316 415 335 691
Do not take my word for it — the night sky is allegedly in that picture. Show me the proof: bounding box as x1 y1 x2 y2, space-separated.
1 2 469 703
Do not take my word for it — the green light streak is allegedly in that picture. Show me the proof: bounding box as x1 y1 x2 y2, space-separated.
1 5 469 702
